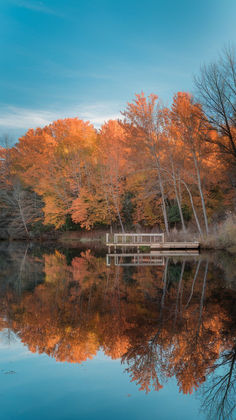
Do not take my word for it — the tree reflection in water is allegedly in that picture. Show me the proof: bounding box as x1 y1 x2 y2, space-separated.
0 244 235 419
199 346 236 420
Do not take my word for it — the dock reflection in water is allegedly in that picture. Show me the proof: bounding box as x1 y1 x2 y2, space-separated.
106 250 199 266
0 243 236 420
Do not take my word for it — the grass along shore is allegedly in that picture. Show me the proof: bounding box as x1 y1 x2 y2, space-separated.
57 215 236 253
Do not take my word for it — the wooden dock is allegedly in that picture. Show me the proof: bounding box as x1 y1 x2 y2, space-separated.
106 233 200 251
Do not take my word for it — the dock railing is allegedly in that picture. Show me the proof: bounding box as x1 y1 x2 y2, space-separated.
106 233 164 245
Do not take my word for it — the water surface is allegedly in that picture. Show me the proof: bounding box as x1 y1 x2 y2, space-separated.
0 243 235 420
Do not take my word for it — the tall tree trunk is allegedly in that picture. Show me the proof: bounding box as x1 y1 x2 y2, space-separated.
181 180 203 236
170 157 186 232
114 195 125 233
155 157 169 234
192 152 209 235
17 195 29 238
110 182 125 233
100 167 113 226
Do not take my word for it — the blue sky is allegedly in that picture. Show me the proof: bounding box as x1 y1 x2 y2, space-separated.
0 0 236 142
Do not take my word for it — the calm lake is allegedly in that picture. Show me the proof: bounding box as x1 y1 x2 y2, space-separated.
0 242 235 420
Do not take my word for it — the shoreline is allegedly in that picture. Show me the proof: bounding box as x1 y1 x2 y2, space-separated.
0 229 236 254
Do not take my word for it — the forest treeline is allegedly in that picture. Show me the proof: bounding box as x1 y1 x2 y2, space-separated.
0 48 235 239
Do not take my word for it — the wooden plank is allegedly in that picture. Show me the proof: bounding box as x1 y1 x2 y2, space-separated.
113 233 164 236
107 251 199 257
106 242 199 249
106 243 152 247
151 242 199 249
150 250 199 256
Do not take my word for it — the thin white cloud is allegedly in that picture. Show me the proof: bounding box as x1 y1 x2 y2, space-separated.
0 103 122 135
78 103 121 127
0 106 55 129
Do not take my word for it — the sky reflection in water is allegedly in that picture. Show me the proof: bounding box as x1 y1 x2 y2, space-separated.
0 243 235 420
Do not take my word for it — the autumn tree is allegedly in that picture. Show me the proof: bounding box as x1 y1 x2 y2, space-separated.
98 120 129 232
122 93 170 233
0 143 42 238
161 108 188 232
171 93 211 234
13 118 103 229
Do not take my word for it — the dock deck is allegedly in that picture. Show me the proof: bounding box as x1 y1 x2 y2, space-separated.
106 233 200 251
